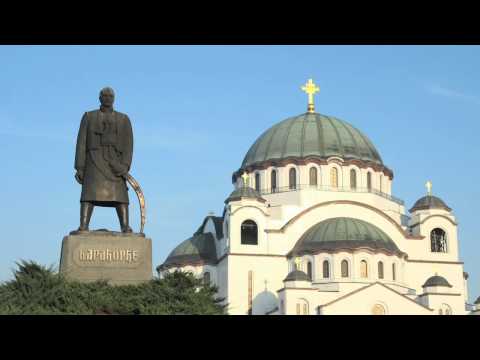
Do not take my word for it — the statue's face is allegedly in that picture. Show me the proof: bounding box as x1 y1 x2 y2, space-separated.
100 91 115 107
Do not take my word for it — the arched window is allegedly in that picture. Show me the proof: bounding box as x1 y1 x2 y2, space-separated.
255 172 261 192
431 228 447 253
296 300 309 315
241 220 258 245
271 169 277 193
322 260 330 278
379 175 383 193
367 172 372 191
350 169 357 190
392 263 396 281
289 168 297 190
360 260 368 278
307 261 312 280
203 271 210 285
378 261 384 279
309 167 318 186
372 304 386 315
439 304 452 315
341 260 349 278
330 167 338 188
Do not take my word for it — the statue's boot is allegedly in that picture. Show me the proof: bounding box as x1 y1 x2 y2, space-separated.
78 201 94 231
116 203 132 233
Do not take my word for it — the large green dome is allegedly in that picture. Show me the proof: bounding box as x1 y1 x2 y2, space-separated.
241 113 383 169
289 217 404 257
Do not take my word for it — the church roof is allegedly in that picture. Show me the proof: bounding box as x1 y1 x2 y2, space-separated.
289 217 404 257
422 275 452 288
160 232 217 270
240 113 384 170
283 270 311 282
195 215 224 239
225 186 266 204
409 195 451 213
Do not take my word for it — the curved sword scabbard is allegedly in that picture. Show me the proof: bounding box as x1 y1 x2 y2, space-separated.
125 173 146 234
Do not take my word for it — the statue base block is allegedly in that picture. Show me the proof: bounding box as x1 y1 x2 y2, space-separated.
59 230 153 285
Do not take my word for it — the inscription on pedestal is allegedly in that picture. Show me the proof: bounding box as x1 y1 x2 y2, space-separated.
60 232 153 285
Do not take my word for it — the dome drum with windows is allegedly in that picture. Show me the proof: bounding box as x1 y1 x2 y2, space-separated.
234 79 393 183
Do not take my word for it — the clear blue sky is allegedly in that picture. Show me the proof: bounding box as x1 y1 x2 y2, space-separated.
0 45 478 302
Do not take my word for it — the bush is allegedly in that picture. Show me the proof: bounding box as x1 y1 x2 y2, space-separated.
0 260 225 315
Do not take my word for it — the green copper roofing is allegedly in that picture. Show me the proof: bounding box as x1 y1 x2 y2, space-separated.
422 275 452 288
290 217 402 257
162 232 217 268
241 113 383 168
283 270 311 282
409 195 451 213
225 186 266 204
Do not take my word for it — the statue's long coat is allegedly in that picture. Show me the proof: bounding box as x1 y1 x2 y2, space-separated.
75 109 133 204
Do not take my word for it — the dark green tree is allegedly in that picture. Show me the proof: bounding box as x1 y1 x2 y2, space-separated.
0 260 225 315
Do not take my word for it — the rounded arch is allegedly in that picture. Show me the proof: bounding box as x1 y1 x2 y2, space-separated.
231 205 269 217
309 165 319 187
268 200 421 242
241 219 258 245
288 166 298 190
296 298 310 315
431 227 448 253
270 167 278 193
359 258 369 279
377 261 384 279
371 302 388 315
439 303 452 315
330 166 339 188
254 171 262 192
340 258 350 278
350 168 358 190
367 171 372 191
322 259 331 279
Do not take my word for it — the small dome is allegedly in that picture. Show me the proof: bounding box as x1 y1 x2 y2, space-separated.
225 186 266 204
160 232 217 269
283 270 311 282
422 275 452 288
289 217 404 257
241 113 384 170
409 195 451 213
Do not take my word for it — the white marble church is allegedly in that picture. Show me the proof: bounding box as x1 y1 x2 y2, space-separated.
158 79 477 315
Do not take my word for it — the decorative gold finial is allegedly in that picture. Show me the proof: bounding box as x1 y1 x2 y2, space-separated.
425 180 432 196
294 257 302 271
301 78 320 113
241 172 249 187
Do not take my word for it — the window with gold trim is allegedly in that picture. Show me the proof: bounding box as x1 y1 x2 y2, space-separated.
372 304 386 315
330 167 338 188
360 260 368 278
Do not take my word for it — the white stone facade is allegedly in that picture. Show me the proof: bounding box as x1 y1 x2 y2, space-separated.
158 111 472 315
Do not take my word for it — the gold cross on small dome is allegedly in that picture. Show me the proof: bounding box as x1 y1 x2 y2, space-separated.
294 257 302 270
301 78 320 113
425 180 432 195
241 172 249 187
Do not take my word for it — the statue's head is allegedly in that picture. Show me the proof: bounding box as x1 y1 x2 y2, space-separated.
99 87 115 108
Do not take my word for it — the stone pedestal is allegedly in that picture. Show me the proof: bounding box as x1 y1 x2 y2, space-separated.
59 230 152 285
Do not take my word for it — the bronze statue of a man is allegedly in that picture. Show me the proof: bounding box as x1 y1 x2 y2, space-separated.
74 87 133 233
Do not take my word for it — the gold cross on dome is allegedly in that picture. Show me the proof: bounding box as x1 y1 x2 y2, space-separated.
241 172 249 187
294 257 302 270
301 78 320 113
425 180 432 195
